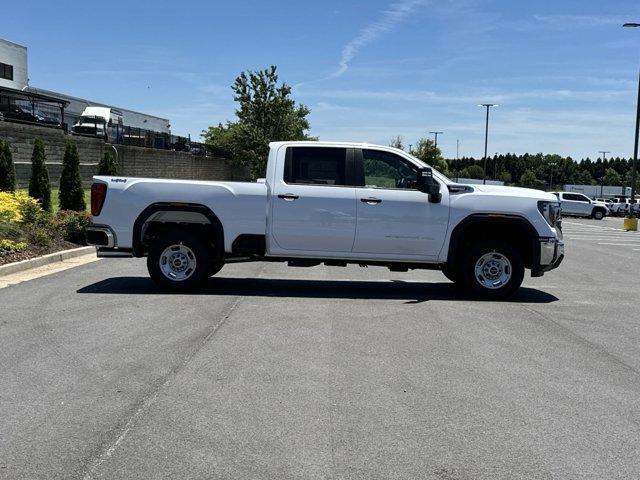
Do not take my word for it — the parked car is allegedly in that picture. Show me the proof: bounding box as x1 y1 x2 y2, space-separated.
0 104 39 123
32 108 61 127
552 192 609 219
87 141 564 299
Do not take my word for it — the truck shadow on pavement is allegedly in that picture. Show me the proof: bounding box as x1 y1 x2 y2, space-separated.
77 277 558 304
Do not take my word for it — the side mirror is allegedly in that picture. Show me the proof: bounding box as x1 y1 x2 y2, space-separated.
417 167 442 203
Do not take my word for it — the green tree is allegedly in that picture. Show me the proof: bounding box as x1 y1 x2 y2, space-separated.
59 141 86 212
28 138 52 212
465 164 484 179
602 167 621 186
389 135 405 150
0 139 17 192
575 169 594 185
202 66 312 180
413 138 450 175
498 171 512 184
97 151 118 175
519 169 539 188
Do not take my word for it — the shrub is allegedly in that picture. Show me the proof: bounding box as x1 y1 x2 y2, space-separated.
54 210 91 244
15 192 44 224
0 221 22 241
0 191 22 223
59 141 86 212
97 151 118 175
28 138 52 212
26 227 52 247
0 139 17 192
0 238 28 253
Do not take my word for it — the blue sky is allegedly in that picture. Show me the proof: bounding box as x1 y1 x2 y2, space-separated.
4 0 640 159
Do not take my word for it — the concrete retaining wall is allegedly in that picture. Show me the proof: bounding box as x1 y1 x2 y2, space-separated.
0 121 248 187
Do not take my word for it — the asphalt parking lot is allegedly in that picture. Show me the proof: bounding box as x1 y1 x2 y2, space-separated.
1 216 639 480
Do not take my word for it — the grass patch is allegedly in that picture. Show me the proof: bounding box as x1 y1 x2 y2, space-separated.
19 188 91 213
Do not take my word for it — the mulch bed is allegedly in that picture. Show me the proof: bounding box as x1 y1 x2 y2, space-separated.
0 239 82 267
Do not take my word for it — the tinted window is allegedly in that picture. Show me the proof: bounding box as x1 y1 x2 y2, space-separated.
362 149 418 189
285 147 347 186
563 193 582 201
0 63 13 81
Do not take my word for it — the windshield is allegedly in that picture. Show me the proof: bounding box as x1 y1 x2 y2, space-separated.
79 116 105 125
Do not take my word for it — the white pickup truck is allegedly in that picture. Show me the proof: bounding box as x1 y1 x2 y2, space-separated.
87 141 564 299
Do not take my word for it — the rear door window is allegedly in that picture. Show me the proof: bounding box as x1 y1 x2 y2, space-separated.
284 147 348 186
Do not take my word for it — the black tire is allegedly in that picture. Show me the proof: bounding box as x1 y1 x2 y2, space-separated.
147 231 211 292
441 264 460 283
209 262 224 277
459 240 524 300
592 208 605 220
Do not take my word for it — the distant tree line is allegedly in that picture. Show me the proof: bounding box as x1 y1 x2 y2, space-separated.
445 153 640 190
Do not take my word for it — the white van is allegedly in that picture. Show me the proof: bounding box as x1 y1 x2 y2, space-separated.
72 107 123 141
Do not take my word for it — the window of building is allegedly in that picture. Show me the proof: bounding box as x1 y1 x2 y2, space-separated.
362 149 418 189
285 147 347 186
0 62 14 81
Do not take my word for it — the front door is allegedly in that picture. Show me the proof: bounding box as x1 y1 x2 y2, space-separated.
352 148 449 259
561 193 591 216
270 146 357 253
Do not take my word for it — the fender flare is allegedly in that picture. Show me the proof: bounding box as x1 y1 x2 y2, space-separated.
447 213 539 269
132 203 224 259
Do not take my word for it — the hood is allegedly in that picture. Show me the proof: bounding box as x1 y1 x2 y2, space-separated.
468 184 558 202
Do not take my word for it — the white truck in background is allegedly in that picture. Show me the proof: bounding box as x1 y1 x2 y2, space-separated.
72 106 123 141
87 141 564 299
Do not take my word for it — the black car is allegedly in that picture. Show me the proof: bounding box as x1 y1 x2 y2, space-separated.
0 104 39 123
33 108 61 127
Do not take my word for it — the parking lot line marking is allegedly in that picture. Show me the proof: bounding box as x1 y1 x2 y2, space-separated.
0 254 100 289
597 242 640 247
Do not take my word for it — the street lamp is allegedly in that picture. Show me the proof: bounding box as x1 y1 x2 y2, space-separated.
598 150 610 197
478 104 498 184
429 131 443 148
623 22 640 219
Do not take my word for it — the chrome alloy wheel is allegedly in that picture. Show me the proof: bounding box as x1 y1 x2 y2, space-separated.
159 244 197 281
474 251 512 290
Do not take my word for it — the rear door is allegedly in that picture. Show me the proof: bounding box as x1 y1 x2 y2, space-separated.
351 148 449 259
270 146 357 253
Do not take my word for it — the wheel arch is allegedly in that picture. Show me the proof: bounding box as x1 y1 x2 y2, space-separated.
132 203 224 259
447 214 539 271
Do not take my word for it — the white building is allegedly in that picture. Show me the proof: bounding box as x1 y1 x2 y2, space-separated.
0 37 28 90
0 37 170 134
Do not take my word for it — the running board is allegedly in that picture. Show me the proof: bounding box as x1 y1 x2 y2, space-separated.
97 248 134 258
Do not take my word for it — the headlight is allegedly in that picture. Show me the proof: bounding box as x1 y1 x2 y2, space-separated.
538 201 561 227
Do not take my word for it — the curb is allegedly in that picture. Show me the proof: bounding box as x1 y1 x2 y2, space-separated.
0 246 96 277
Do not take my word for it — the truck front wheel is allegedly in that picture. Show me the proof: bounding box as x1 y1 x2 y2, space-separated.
460 241 524 299
147 231 211 292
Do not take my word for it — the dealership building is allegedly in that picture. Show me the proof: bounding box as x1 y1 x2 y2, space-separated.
0 37 170 133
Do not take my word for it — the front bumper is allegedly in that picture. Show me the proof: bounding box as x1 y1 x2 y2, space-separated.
531 236 564 277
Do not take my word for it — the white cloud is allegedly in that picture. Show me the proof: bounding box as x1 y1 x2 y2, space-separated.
332 0 430 78
532 14 627 28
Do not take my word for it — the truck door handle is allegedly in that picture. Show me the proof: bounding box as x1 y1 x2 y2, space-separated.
278 193 299 201
361 197 382 204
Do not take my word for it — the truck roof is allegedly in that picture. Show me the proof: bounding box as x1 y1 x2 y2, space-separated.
269 140 402 150
81 106 119 119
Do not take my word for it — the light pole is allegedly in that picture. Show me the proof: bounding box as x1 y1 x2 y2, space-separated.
478 104 498 184
456 139 460 160
598 150 610 197
429 131 443 148
624 22 640 218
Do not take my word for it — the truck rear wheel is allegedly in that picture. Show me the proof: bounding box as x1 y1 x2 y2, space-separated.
460 241 524 299
147 231 211 292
